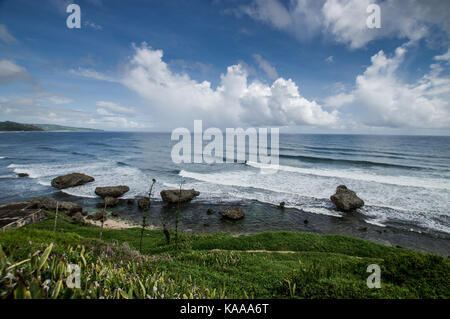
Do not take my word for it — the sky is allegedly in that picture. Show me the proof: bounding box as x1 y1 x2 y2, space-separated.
0 0 449 134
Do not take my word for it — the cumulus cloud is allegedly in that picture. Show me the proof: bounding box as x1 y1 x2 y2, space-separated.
253 54 278 79
117 43 337 128
324 45 450 128
0 60 31 84
0 24 17 44
236 0 450 49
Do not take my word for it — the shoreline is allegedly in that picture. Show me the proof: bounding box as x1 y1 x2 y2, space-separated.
43 191 449 257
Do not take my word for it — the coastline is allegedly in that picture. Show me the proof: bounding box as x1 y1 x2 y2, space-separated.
45 191 450 257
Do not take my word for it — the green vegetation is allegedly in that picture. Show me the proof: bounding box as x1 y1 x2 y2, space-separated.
0 121 102 132
0 121 43 132
0 213 448 299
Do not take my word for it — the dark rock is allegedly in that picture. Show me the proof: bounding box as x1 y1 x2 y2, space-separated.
330 185 364 212
51 173 94 189
95 185 130 198
304 219 309 224
86 211 106 222
127 198 135 205
396 245 403 249
206 208 216 215
219 208 245 220
111 212 119 217
358 226 368 232
17 173 29 178
71 212 84 223
28 197 82 216
278 202 285 209
0 202 31 211
138 197 150 210
104 196 119 207
204 223 210 227
160 189 200 204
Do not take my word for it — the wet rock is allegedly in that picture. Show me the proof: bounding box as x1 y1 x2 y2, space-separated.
111 212 119 217
127 198 135 205
206 208 216 215
160 189 200 204
219 208 245 220
95 185 129 198
358 226 368 232
51 173 94 189
86 211 107 222
71 212 84 223
28 197 82 216
138 197 150 210
278 202 285 209
104 196 119 208
17 173 29 178
304 219 309 224
330 185 364 212
0 202 31 211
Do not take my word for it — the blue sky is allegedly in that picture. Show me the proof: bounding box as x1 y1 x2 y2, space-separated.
0 0 449 134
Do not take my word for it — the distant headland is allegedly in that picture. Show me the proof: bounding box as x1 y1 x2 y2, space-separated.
0 121 103 132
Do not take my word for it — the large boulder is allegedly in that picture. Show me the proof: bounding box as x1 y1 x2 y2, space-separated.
51 173 94 189
160 189 200 204
330 185 364 212
28 197 82 216
95 186 130 198
219 208 245 220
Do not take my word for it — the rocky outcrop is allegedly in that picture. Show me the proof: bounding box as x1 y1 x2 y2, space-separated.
51 173 94 189
219 208 245 220
138 197 150 210
86 211 106 222
160 189 200 204
206 208 216 215
17 173 29 178
28 197 82 216
71 212 84 223
104 196 119 207
95 186 130 198
0 202 31 211
330 185 364 212
278 202 285 209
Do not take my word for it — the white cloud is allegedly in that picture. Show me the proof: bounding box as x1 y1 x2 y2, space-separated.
435 49 450 63
95 101 137 115
325 56 334 63
0 24 17 44
85 20 103 30
0 60 31 84
237 0 450 49
69 67 116 82
0 95 144 130
253 54 278 79
324 44 450 128
47 96 73 105
118 43 337 128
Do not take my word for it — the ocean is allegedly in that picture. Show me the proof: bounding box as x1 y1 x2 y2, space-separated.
0 132 449 238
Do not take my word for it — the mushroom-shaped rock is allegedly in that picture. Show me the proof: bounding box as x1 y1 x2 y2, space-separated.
51 173 94 189
160 189 200 204
330 185 364 212
95 186 130 198
104 196 119 208
219 208 245 220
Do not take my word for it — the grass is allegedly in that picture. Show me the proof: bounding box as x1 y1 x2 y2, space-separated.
0 213 449 299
